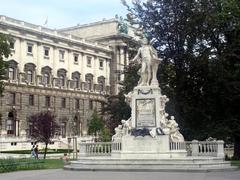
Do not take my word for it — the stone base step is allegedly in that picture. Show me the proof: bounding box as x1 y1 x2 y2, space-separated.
64 157 237 172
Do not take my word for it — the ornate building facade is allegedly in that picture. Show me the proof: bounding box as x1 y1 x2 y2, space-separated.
0 15 138 138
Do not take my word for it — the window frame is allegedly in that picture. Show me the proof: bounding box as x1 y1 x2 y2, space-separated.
8 67 15 80
74 54 79 64
61 97 66 108
27 43 33 55
59 50 65 62
99 59 104 69
75 98 80 109
45 96 51 107
87 56 92 67
44 46 50 58
29 94 34 106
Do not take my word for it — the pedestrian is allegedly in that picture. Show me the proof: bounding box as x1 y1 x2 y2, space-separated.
34 144 39 159
31 144 36 158
62 153 69 165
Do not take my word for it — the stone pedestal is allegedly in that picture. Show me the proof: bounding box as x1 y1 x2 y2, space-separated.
113 135 171 159
131 86 167 129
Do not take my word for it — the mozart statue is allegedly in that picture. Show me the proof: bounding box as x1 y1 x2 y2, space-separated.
131 38 162 86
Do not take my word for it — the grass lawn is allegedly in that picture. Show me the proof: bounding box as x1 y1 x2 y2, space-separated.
0 158 67 173
231 160 240 168
42 159 65 169
1 149 72 154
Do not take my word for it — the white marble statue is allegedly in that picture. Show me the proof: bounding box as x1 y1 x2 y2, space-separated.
167 116 184 142
112 118 132 141
112 125 123 141
121 118 132 135
131 38 162 86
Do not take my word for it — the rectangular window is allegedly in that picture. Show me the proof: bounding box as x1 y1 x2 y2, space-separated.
44 47 50 57
29 94 34 106
99 60 103 69
9 92 16 105
59 50 65 62
87 56 92 67
61 98 66 108
75 99 80 109
89 100 93 110
27 43 33 54
74 54 79 64
45 96 50 107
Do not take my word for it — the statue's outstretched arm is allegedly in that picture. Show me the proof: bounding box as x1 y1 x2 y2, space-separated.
131 48 141 63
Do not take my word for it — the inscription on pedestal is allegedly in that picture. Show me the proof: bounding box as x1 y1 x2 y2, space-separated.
135 98 156 128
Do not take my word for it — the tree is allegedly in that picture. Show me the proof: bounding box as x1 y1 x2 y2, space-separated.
123 0 240 158
0 33 11 96
28 111 60 159
88 110 104 136
101 92 131 135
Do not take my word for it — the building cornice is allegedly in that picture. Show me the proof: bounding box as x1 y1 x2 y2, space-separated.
0 15 112 53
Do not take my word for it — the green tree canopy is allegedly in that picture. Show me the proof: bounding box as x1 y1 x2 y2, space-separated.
0 33 11 96
123 0 240 158
88 110 104 136
28 111 60 159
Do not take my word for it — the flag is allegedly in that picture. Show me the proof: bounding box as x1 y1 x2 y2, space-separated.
44 16 48 26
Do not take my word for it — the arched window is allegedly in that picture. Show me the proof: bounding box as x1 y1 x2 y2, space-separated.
85 73 93 91
57 69 67 88
72 71 81 89
87 79 92 90
27 70 33 83
41 66 52 85
7 111 15 135
98 76 105 92
24 63 36 84
60 75 65 87
7 60 18 81
74 77 79 89
8 67 15 80
43 73 50 84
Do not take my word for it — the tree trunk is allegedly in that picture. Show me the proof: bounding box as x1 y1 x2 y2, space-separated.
44 143 48 159
234 134 240 160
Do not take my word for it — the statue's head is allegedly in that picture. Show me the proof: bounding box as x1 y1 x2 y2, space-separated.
141 38 148 45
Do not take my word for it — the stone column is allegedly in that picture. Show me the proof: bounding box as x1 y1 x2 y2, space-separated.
191 140 199 156
217 140 225 158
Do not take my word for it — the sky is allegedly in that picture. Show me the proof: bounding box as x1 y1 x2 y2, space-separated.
0 0 131 29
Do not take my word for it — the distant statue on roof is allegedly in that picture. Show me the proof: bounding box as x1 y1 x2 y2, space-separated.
117 16 128 34
131 38 162 86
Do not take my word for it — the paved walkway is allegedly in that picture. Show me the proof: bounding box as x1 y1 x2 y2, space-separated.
0 169 240 180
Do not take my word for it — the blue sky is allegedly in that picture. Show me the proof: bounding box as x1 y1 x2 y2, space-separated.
0 0 130 29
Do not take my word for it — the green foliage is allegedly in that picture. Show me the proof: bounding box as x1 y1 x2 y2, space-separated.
0 158 44 173
101 92 131 134
0 33 11 96
88 110 104 136
121 63 141 94
88 111 112 141
231 160 240 168
41 159 64 169
123 0 240 157
1 149 73 154
28 111 60 159
101 127 111 142
0 158 65 173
